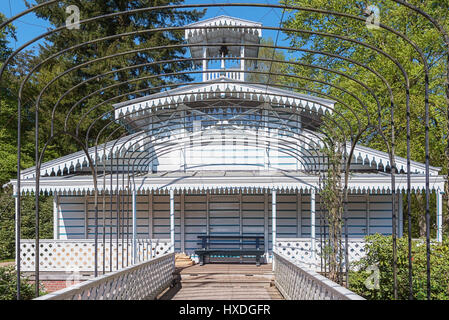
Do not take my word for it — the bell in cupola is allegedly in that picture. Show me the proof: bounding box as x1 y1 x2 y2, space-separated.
219 38 229 57
219 38 228 72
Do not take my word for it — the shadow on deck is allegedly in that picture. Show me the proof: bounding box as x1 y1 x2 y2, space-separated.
158 263 284 300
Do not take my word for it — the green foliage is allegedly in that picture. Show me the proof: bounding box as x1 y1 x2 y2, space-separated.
24 0 205 160
0 188 53 260
283 0 449 237
247 38 289 85
320 140 344 283
0 265 45 300
349 234 449 300
0 1 204 261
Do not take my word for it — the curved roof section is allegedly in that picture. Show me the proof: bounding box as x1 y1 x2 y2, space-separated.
15 129 441 182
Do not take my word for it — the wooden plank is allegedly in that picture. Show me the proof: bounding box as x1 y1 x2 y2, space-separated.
166 263 283 300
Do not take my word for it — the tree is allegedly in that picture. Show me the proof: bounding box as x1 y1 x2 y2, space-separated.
247 38 289 85
0 265 40 300
25 0 205 160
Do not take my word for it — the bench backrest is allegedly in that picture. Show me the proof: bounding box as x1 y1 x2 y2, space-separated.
197 235 264 250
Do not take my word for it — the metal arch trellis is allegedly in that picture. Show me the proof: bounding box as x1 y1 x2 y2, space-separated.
0 1 445 301
47 31 401 296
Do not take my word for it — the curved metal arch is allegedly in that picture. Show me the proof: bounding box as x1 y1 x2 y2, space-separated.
100 109 333 178
123 131 326 184
122 122 327 176
43 44 389 138
82 74 363 146
390 0 449 300
90 99 346 166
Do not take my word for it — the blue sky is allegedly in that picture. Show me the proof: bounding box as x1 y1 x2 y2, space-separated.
4 0 292 52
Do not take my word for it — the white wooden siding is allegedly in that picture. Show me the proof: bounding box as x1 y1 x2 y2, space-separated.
58 196 86 239
57 192 395 246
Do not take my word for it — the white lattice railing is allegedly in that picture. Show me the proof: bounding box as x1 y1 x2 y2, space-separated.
273 252 365 300
275 238 366 271
35 252 175 300
20 239 172 272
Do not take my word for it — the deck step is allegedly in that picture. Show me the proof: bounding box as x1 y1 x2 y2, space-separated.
180 275 274 282
175 253 195 268
159 263 284 300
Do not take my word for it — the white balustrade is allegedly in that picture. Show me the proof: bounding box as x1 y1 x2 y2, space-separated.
20 239 172 272
206 69 242 81
35 252 175 300
275 238 366 271
273 252 365 300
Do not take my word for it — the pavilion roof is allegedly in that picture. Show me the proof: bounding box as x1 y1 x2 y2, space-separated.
8 170 445 195
13 127 442 183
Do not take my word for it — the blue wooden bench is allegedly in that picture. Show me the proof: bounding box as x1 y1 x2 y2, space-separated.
195 235 264 266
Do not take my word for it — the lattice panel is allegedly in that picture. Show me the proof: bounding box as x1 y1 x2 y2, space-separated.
36 253 175 300
274 238 366 271
20 239 172 272
273 252 364 300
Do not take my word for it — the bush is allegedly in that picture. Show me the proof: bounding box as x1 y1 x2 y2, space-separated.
0 189 53 260
349 234 449 300
0 265 44 300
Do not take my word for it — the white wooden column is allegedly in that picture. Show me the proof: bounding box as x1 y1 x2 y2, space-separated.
311 189 316 258
180 193 185 252
239 191 243 238
170 189 175 252
148 192 153 239
297 192 302 237
148 192 153 258
132 188 137 264
202 46 207 82
437 188 443 242
366 193 370 236
53 194 59 239
84 196 89 239
398 192 403 237
14 186 19 267
272 189 277 251
206 191 210 236
264 192 268 259
240 42 245 80
271 189 277 270
263 108 269 170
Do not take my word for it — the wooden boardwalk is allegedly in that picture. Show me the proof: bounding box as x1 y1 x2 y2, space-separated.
159 263 284 300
